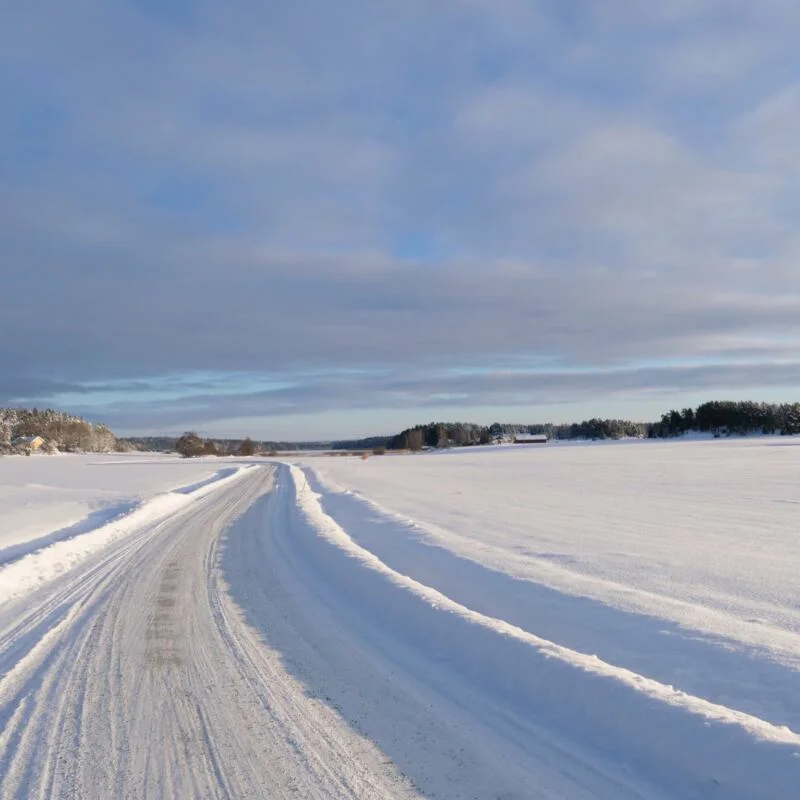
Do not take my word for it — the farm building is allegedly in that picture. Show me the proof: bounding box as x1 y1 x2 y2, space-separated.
513 434 548 444
12 435 45 452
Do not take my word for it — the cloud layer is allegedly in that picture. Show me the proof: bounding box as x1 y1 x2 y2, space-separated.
2 1 800 434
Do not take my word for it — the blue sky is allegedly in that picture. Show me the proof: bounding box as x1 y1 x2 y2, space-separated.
2 1 800 439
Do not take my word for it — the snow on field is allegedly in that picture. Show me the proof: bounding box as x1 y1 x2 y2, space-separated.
295 440 800 761
0 453 252 603
300 439 800 665
283 458 800 797
1 441 799 798
0 453 250 555
0 453 235 552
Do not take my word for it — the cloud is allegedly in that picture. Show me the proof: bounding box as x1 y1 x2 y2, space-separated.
52 358 800 435
2 1 800 433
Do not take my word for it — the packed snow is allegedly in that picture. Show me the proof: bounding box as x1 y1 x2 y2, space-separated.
0 440 798 798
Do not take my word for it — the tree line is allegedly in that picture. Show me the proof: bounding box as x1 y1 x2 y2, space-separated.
652 400 800 437
172 433 265 458
390 422 493 451
388 400 800 451
28 397 791 460
123 435 393 454
0 408 119 454
389 419 647 449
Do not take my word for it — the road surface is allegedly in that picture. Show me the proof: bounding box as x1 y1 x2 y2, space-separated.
0 467 420 798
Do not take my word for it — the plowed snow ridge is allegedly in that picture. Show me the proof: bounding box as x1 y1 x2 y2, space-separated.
0 465 255 606
287 464 800 798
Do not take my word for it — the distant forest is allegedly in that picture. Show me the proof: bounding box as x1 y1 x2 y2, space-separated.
0 408 119 454
5 399 799 457
651 400 800 438
389 400 800 451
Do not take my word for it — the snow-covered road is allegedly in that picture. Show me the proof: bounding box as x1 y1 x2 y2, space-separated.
0 466 415 799
1 455 798 799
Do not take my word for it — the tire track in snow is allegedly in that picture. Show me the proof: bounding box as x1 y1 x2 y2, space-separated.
0 466 417 799
268 463 800 799
5 456 790 799
222 467 657 800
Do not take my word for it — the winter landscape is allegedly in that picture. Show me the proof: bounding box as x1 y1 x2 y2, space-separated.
5 1 800 797
0 439 798 798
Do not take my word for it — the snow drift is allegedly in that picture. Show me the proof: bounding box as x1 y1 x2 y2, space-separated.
0 465 254 606
284 463 800 799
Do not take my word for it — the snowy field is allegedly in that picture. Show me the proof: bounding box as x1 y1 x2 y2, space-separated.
303 438 800 676
294 437 800 794
0 453 250 603
0 441 798 798
0 453 239 557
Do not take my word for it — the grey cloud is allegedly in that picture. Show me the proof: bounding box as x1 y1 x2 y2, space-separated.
3 216 800 385
71 359 800 434
3 0 800 427
0 376 95 406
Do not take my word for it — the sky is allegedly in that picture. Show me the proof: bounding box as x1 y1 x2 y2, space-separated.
2 1 800 439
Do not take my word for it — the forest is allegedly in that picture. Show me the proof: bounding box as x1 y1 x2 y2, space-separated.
651 401 800 437
0 408 119 454
389 401 800 450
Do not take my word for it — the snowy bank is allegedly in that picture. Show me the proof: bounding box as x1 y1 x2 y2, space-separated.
282 463 800 799
0 462 254 605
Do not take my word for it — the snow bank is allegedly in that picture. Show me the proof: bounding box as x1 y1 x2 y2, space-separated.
297 465 800 734
304 438 800 669
284 464 800 799
0 465 254 606
0 454 244 554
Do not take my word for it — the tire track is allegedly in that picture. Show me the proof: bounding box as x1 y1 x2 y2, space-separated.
0 466 417 800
